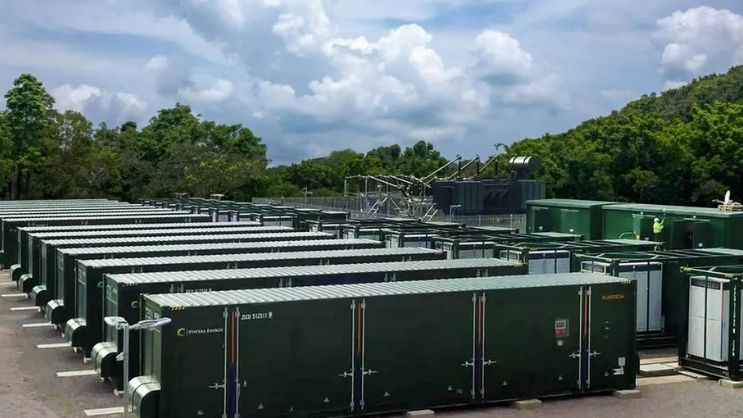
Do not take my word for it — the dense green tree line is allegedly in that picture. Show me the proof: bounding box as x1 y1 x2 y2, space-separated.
2 67 743 204
507 66 743 205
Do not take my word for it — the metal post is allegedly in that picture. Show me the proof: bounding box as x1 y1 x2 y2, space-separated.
122 323 131 418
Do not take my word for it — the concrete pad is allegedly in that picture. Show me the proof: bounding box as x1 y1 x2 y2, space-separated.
22 322 55 328
613 389 642 399
37 342 71 349
637 375 695 386
640 356 678 365
639 363 679 377
56 370 97 377
1 293 26 298
407 410 435 416
720 379 743 389
510 399 542 411
678 370 711 380
0 282 17 287
83 406 123 416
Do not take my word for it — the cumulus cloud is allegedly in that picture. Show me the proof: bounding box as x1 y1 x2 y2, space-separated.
662 80 689 92
51 84 148 126
653 6 743 85
2 0 573 162
601 89 639 103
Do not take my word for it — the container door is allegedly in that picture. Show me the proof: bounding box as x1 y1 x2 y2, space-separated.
585 283 637 392
690 220 713 249
171 308 229 418
560 209 580 235
359 293 474 413
237 299 353 418
530 208 552 233
481 287 581 401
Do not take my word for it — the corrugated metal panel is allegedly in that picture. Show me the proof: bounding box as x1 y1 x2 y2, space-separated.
81 247 438 268
147 273 626 306
55 233 334 253
698 248 743 256
6 213 208 222
29 225 278 239
20 222 261 233
41 231 301 246
108 258 518 284
607 203 743 218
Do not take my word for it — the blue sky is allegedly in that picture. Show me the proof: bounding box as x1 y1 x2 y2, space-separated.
1 0 743 166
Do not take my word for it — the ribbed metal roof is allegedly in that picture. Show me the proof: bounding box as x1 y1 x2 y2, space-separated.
698 248 743 256
6 213 209 222
603 239 661 246
28 226 269 238
146 273 625 307
40 231 299 246
606 203 743 218
21 222 260 233
80 247 437 268
58 237 368 255
107 258 515 284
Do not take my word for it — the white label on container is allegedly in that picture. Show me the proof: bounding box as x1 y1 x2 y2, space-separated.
618 357 626 367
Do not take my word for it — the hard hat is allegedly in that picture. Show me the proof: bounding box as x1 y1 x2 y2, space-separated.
654 217 659 222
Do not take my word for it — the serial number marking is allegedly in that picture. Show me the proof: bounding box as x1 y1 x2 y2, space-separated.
241 312 273 321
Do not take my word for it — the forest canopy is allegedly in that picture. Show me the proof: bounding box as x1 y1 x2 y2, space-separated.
1 67 743 205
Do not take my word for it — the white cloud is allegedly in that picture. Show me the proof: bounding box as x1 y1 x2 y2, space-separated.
601 89 640 103
180 79 235 102
652 6 743 81
662 80 689 92
51 84 148 126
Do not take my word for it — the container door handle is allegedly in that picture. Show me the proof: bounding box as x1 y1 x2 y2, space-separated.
462 360 474 367
483 360 497 366
569 352 580 359
338 371 353 378
362 369 378 376
589 351 601 357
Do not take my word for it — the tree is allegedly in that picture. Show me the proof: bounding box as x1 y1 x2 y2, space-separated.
3 73 55 198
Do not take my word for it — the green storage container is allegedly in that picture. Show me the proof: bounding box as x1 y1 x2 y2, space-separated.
21 223 267 280
677 265 743 381
19 228 294 294
577 248 743 348
2 213 210 269
94 258 523 386
435 232 582 260
526 199 615 239
132 273 636 418
25 224 271 306
497 239 663 274
45 238 381 327
601 203 743 249
0 206 174 253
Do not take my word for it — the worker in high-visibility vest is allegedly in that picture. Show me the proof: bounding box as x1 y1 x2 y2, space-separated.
653 217 665 242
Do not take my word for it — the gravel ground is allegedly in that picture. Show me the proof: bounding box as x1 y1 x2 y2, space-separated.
2 270 743 418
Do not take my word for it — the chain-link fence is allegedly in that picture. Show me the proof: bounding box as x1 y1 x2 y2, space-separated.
252 196 527 231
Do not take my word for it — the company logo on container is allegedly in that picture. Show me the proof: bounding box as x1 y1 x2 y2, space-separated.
176 327 224 337
601 294 626 301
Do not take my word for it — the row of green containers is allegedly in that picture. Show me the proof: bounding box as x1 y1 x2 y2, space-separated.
526 199 743 249
2 200 641 418
143 196 351 230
